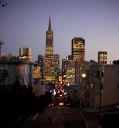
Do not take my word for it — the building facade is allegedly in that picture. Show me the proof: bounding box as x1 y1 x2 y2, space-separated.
62 58 75 87
54 54 60 85
98 51 107 64
0 56 34 87
75 61 90 85
44 18 55 85
72 37 85 63
33 55 44 81
85 63 119 108
33 61 42 79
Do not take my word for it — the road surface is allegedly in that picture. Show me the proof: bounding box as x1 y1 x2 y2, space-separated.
20 107 99 128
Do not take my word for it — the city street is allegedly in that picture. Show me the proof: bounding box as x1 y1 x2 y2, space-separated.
20 107 99 128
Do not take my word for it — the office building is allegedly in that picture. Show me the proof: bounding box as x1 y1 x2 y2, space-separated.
54 54 60 85
33 61 42 79
72 37 85 63
44 17 55 85
98 51 107 64
62 58 75 87
75 61 90 85
33 55 44 80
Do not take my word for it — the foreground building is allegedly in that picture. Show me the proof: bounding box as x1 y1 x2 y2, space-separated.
0 56 34 87
85 63 119 109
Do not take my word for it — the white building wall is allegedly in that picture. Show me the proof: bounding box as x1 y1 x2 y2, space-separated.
0 61 34 87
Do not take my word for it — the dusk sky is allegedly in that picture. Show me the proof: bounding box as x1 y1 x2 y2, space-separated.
0 0 119 64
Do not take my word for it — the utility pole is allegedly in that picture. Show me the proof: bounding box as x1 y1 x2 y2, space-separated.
99 77 101 113
97 70 101 113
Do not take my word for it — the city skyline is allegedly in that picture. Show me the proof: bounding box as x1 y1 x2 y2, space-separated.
0 0 119 63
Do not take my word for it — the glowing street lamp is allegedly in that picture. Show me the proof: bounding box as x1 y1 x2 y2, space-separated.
82 73 86 78
59 94 63 97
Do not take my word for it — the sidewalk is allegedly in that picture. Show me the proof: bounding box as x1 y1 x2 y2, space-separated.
81 107 98 112
81 107 119 128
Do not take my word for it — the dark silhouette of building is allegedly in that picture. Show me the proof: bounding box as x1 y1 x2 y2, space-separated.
113 60 119 64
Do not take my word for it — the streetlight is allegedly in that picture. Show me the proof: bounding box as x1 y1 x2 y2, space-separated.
82 73 86 78
80 73 87 108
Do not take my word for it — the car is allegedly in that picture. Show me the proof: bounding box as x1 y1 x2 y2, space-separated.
58 102 64 107
48 103 54 107
65 103 71 107
112 104 119 110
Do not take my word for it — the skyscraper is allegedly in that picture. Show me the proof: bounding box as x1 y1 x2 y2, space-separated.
54 54 60 85
62 58 75 87
98 51 107 64
72 37 85 63
44 18 55 85
33 55 44 81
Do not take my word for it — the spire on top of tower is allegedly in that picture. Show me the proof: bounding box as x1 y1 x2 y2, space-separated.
48 17 51 30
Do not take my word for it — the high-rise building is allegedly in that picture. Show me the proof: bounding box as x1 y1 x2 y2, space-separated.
33 55 44 80
33 61 42 79
19 45 32 62
75 61 90 85
98 51 107 64
38 55 44 81
38 55 44 65
72 37 85 63
54 54 60 85
68 55 72 60
44 18 55 85
62 58 75 87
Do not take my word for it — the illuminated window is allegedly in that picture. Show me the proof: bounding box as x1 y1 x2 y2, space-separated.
16 65 26 73
16 66 20 73
20 66 25 73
